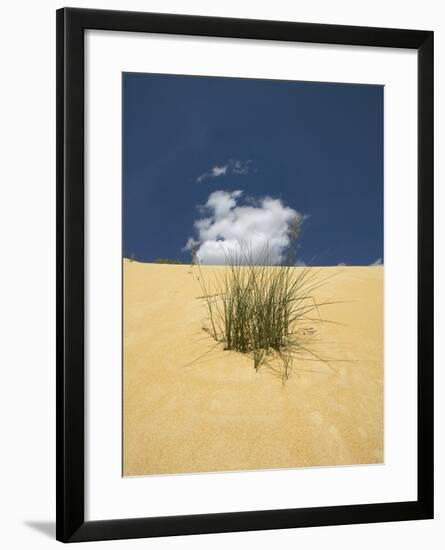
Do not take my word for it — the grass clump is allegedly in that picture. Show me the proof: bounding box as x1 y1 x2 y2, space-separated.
196 245 332 382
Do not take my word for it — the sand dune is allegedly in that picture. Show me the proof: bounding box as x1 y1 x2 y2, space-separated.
123 262 383 476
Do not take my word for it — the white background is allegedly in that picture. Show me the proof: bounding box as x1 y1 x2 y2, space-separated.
0 0 443 548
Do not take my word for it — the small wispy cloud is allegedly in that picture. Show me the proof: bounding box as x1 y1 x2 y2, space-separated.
370 258 383 266
196 159 252 183
337 262 347 266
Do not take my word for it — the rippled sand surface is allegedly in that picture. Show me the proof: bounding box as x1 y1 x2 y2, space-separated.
123 262 383 476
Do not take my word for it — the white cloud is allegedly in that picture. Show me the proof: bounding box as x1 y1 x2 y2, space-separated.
370 257 383 266
185 190 303 265
211 165 228 177
337 262 347 266
196 159 252 183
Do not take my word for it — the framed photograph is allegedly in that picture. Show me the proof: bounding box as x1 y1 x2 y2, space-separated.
56 7 434 543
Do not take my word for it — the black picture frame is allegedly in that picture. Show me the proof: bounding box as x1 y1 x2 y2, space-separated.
56 7 434 543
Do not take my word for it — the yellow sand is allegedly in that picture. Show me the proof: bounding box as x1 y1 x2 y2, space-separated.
123 262 383 476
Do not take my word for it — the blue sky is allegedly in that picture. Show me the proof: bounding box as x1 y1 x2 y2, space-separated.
123 73 383 266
